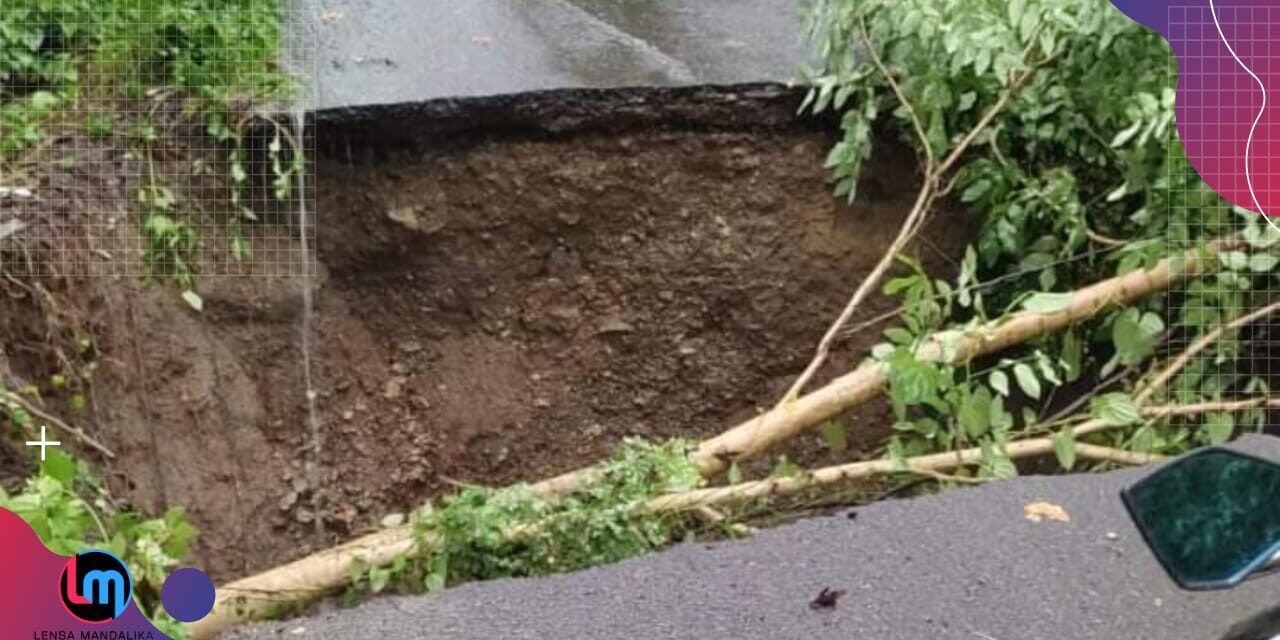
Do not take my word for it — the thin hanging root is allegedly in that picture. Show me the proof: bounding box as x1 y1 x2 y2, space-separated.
190 239 1228 639
1 390 115 459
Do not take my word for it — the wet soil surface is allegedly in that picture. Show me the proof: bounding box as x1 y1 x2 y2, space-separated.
0 87 972 580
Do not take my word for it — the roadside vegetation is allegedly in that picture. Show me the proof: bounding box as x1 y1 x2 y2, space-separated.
1 0 297 289
1 0 291 635
799 0 1273 468
4 0 1279 638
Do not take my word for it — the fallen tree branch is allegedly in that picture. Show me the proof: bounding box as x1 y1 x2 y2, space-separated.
1141 396 1280 418
905 467 991 485
191 239 1229 638
1135 299 1280 404
643 396 1269 515
687 238 1230 479
776 25 1058 406
0 390 115 459
1074 443 1166 466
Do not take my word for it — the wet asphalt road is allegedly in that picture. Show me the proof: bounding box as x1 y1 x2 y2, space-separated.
228 436 1280 640
291 0 809 109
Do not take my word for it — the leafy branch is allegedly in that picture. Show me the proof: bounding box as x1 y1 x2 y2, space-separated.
779 16 1062 407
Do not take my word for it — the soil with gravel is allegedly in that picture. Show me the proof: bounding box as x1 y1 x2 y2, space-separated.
0 86 972 581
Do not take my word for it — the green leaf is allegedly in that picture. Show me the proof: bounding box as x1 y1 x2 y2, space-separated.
1052 430 1076 471
1129 425 1157 453
1090 393 1140 427
884 327 914 345
1061 330 1082 383
769 457 803 479
887 437 908 471
424 570 446 592
727 461 742 485
28 90 59 111
1243 223 1280 249
982 443 1018 479
1008 0 1026 29
1249 253 1279 273
1110 121 1141 148
1012 363 1041 400
1203 413 1234 445
40 448 77 488
988 370 1010 397
819 421 848 453
958 388 992 438
369 567 391 593
1112 309 1162 365
1218 251 1249 271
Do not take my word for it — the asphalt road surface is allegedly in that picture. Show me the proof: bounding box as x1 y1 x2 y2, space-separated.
289 0 809 109
227 435 1280 640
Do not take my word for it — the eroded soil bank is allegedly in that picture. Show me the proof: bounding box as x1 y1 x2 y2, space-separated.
0 85 972 580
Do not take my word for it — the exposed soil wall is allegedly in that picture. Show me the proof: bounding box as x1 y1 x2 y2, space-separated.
0 85 973 580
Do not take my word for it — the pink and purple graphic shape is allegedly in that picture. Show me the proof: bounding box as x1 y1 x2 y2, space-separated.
1110 0 1280 216
0 506 214 636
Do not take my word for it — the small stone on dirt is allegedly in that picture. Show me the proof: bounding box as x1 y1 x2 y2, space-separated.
597 317 635 335
398 340 423 354
383 377 406 399
387 207 419 229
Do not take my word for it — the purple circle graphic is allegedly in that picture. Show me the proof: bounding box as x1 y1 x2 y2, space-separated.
161 567 215 623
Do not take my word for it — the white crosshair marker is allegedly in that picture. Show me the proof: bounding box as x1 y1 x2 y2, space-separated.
25 424 60 461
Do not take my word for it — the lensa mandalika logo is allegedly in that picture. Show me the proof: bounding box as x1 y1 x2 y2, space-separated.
58 550 134 623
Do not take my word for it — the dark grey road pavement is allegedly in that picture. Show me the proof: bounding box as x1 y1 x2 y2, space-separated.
227 436 1280 640
292 0 809 109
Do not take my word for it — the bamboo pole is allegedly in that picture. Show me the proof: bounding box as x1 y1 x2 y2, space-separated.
191 240 1223 638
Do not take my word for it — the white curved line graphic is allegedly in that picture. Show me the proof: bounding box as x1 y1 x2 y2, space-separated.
1209 0 1280 231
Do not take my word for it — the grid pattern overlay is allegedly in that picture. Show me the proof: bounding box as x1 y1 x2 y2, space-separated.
1167 4 1279 440
0 0 316 280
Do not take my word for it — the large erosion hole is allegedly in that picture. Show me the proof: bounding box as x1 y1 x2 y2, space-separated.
12 86 974 580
